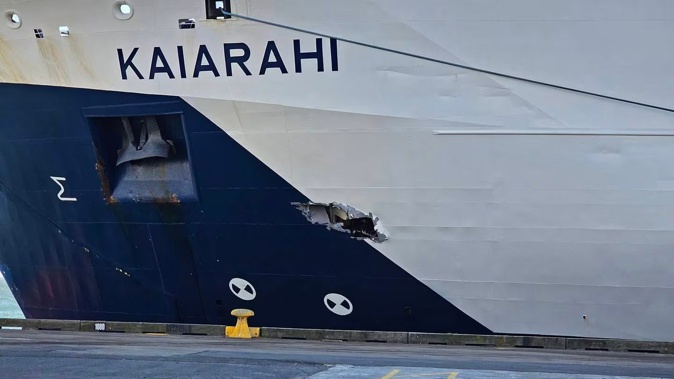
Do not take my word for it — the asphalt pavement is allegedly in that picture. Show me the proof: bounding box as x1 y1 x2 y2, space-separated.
0 330 672 378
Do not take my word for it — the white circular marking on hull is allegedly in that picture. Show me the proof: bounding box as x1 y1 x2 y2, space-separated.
229 278 256 301
324 293 353 316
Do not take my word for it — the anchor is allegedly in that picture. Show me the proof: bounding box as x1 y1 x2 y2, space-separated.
116 116 173 166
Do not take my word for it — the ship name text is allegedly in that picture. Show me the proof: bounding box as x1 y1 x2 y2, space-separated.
117 38 339 80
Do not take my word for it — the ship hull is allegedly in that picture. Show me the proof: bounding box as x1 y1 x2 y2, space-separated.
0 83 490 333
0 0 674 341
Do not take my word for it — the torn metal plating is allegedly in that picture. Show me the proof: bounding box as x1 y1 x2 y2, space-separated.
292 201 389 243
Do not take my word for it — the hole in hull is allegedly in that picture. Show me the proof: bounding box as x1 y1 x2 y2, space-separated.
292 202 389 243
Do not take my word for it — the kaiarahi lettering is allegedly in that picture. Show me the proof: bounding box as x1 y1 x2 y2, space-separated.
118 38 339 80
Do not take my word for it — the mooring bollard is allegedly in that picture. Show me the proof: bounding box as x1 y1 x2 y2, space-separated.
225 309 259 339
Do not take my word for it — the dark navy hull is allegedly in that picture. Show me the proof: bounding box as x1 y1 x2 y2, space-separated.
0 83 489 334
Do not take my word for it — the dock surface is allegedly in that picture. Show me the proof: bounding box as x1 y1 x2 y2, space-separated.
0 330 673 378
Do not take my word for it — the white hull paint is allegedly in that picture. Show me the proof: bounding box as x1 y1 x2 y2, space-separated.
1 0 674 340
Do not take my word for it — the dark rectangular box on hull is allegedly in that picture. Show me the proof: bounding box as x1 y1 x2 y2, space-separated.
86 106 198 203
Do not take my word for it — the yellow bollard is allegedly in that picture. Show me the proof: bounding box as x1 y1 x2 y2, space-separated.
225 309 260 338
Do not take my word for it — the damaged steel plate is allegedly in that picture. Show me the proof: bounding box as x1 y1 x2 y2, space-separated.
292 201 389 242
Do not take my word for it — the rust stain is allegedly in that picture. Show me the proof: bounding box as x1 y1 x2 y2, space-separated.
154 160 181 204
94 161 109 196
0 37 27 82
94 160 118 204
152 192 181 204
36 38 69 85
65 36 96 82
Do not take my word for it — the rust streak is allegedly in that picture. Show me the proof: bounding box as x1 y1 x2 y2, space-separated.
36 38 69 85
0 38 27 83
94 160 117 204
65 36 96 82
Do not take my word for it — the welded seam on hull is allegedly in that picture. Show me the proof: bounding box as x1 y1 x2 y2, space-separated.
0 176 177 303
